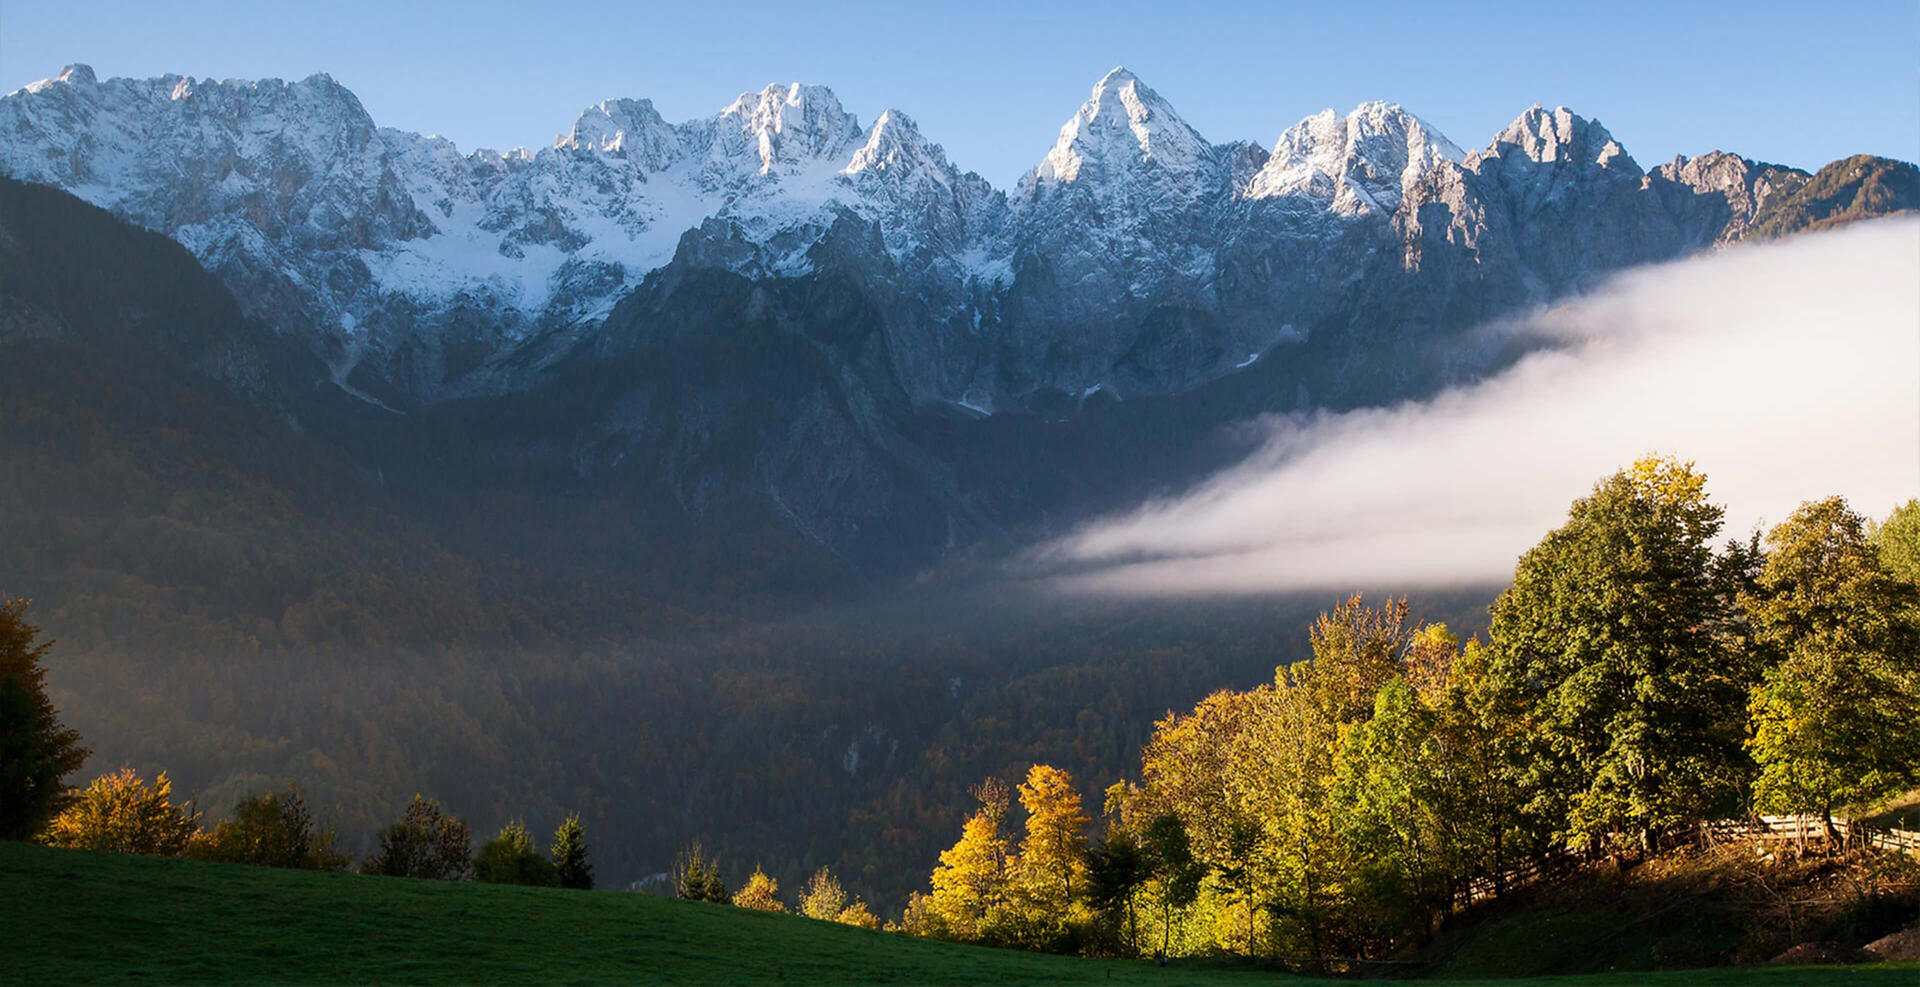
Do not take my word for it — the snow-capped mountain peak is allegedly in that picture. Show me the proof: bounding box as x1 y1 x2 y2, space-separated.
713 82 865 175
1485 105 1636 173
556 97 682 172
1247 100 1463 214
844 109 940 178
25 63 97 92
1 63 1841 416
1030 66 1214 186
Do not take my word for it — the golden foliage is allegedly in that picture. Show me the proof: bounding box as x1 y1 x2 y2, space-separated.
42 767 199 856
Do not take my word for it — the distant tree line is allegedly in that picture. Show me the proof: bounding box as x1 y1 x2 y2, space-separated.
668 840 881 928
1 602 596 886
894 459 1920 962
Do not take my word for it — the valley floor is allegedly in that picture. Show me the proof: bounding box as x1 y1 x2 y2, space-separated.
3 842 1915 986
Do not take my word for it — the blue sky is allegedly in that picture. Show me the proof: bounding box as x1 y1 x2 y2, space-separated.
4 0 1915 187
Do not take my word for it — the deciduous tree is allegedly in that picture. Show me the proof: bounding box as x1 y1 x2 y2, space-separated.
1745 497 1920 841
1870 499 1920 586
1015 764 1089 918
475 820 558 886
1086 827 1147 953
799 865 849 921
42 767 197 855
191 786 345 870
927 777 1013 939
366 795 471 880
1487 457 1747 851
732 866 785 912
1141 813 1203 958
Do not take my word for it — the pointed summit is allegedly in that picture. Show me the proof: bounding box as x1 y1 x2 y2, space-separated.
717 82 864 173
1248 101 1463 215
1487 105 1637 173
559 97 681 172
24 63 97 94
1029 66 1213 187
845 109 946 178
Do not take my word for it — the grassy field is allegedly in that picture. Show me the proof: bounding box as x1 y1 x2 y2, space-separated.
2 841 1914 985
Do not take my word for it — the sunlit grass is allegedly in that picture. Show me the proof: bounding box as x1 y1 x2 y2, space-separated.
3 841 1913 985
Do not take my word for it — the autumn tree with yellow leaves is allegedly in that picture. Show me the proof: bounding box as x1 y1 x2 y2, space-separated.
42 767 198 856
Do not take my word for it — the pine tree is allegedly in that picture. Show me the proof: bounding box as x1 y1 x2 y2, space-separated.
0 599 88 840
674 842 728 902
551 813 593 890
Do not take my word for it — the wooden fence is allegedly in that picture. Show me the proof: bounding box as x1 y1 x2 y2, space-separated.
1707 814 1920 854
1449 813 1920 912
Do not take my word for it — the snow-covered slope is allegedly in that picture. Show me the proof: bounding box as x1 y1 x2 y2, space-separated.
0 63 1816 409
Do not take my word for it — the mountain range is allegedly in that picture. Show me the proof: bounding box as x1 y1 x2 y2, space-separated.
8 64 1915 572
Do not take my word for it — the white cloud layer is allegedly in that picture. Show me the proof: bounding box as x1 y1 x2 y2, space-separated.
1048 218 1920 596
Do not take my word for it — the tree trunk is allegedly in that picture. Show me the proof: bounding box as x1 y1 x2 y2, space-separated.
1245 891 1255 960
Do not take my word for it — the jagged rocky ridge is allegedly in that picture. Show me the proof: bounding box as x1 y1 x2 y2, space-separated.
0 64 1826 411
6 64 1914 571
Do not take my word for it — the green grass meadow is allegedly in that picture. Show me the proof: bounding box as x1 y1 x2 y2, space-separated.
3 842 1914 985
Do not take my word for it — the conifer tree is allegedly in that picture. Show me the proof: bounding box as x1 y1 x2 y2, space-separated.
0 599 88 840
674 841 728 902
551 813 593 890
